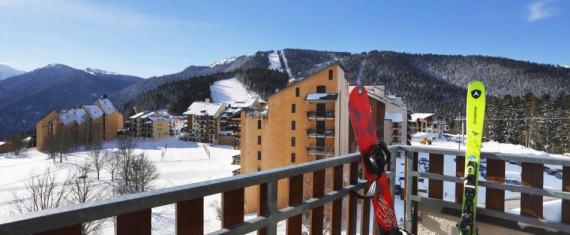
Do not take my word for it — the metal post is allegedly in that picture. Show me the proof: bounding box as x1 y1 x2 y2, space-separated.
405 150 414 231
266 181 278 235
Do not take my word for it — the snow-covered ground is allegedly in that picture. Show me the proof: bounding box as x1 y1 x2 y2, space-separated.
210 77 256 104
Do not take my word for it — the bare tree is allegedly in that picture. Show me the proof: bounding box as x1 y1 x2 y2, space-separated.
7 133 26 156
104 151 120 182
8 166 71 214
117 136 138 183
68 164 107 235
88 142 105 180
116 152 159 195
46 125 73 163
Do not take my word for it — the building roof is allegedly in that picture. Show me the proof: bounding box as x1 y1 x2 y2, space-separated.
265 62 348 101
183 102 224 116
83 104 104 120
411 113 435 121
385 112 404 123
130 111 156 119
97 97 118 115
59 108 88 125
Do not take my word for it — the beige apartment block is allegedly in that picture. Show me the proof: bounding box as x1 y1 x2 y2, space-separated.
240 62 351 213
126 111 170 140
36 96 123 151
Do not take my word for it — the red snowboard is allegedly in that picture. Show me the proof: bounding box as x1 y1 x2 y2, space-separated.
348 86 398 234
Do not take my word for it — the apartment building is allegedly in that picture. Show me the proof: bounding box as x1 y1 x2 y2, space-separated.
182 101 226 144
36 96 123 151
126 111 170 140
218 98 261 148
353 85 409 147
240 62 350 212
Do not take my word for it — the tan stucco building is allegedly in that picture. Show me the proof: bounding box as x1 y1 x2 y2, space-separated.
182 101 226 144
126 111 170 140
36 96 123 151
240 63 351 213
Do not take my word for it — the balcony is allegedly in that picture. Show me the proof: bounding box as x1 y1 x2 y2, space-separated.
2 146 569 235
306 128 335 138
306 146 334 155
306 111 335 120
304 92 338 103
231 155 241 165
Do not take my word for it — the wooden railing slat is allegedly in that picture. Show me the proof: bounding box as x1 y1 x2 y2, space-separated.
222 188 244 228
428 153 444 199
485 159 505 211
521 163 543 218
34 224 81 235
347 162 359 235
310 169 325 235
330 165 343 235
176 198 204 235
287 175 303 235
116 208 151 235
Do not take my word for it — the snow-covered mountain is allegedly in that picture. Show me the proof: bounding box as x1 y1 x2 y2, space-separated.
0 64 142 138
84 68 119 75
209 57 237 68
0 64 25 80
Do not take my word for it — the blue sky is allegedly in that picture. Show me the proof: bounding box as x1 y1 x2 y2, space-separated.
0 0 568 78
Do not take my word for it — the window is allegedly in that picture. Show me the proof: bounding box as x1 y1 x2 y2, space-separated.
296 87 300 97
291 137 295 146
257 120 261 129
292 104 296 113
291 153 296 163
257 151 261 160
328 70 333 80
257 167 261 171
258 136 261 145
317 85 326 93
291 121 296 130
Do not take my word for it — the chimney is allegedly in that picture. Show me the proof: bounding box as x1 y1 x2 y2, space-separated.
205 98 211 103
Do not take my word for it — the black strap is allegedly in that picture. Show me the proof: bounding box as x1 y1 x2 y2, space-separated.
350 141 390 199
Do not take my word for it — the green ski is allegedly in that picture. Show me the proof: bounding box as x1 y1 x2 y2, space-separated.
457 81 486 235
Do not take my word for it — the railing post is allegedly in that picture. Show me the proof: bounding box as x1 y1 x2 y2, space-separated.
176 198 204 235
359 168 371 235
258 181 277 235
562 166 570 225
521 162 543 218
485 158 505 211
116 208 151 235
404 150 417 233
287 175 303 235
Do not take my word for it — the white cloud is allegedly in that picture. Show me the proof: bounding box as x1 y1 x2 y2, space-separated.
0 0 189 29
527 0 561 22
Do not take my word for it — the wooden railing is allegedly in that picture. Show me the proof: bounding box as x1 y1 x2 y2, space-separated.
2 145 568 234
401 145 570 234
0 147 400 235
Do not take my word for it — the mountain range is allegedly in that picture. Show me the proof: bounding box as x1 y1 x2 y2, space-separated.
1 49 569 139
0 64 25 80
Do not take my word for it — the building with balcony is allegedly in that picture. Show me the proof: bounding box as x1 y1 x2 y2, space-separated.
126 111 170 140
410 113 447 134
349 85 409 148
36 96 123 151
182 101 226 144
240 62 350 212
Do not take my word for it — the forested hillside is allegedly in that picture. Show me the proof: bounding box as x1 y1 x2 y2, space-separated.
483 93 570 154
118 68 288 117
111 51 276 106
281 49 570 120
